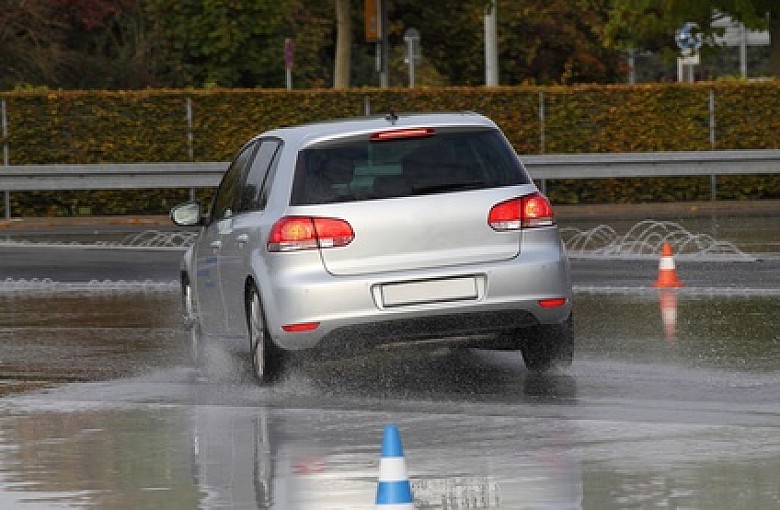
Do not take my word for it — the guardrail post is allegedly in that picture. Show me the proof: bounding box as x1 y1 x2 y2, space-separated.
186 97 195 201
538 91 545 155
709 89 716 149
2 99 9 219
538 91 547 194
709 89 717 200
711 173 717 201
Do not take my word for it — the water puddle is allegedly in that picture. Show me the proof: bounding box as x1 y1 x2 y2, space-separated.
0 291 186 385
0 285 778 509
574 292 780 372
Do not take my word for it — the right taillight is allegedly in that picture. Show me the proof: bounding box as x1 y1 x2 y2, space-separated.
488 193 555 231
268 216 354 252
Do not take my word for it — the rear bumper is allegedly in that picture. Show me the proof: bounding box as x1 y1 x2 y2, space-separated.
313 309 540 355
258 229 572 351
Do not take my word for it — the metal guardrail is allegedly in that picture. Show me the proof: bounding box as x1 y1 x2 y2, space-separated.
1 151 778 217
523 150 780 200
0 162 227 191
522 150 780 179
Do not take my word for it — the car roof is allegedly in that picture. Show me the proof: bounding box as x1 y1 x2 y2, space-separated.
259 111 498 149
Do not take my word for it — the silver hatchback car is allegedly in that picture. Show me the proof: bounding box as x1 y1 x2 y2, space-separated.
171 112 573 382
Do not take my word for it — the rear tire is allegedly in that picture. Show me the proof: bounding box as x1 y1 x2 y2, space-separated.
247 284 284 383
520 314 574 372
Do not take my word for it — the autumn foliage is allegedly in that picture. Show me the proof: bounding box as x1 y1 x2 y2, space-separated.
1 82 778 215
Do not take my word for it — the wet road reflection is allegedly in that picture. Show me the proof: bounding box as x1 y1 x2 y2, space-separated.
0 288 778 508
0 291 187 394
2 380 779 509
575 291 779 372
0 400 588 509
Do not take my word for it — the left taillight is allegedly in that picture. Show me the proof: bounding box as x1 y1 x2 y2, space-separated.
268 216 354 252
488 193 555 231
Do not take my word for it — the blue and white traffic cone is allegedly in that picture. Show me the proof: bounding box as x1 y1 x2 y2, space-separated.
376 424 414 509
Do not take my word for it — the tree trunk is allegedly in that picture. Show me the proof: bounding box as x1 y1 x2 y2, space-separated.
334 0 351 89
768 13 780 78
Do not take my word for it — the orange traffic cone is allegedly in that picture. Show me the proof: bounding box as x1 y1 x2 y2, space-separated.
658 289 678 341
653 243 684 288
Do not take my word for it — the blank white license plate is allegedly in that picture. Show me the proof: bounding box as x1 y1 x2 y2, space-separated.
381 276 478 307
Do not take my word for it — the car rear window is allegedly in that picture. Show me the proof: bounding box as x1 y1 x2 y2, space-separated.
290 129 529 205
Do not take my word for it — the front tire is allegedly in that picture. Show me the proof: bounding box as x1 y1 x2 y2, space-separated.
520 314 574 372
247 284 283 383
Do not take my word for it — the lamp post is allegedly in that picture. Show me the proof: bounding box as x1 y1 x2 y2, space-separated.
484 0 498 86
403 28 421 88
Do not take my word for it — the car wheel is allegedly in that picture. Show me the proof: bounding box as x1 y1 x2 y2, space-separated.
247 284 283 383
182 278 204 365
520 313 574 372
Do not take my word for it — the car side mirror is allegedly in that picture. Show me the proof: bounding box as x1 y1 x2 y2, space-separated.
170 201 203 227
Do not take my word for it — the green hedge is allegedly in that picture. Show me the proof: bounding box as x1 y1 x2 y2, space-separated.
1 82 778 216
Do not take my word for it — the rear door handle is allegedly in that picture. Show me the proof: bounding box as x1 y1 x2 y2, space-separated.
236 234 249 245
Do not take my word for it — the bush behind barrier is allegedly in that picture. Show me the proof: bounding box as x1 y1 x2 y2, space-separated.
1 83 778 216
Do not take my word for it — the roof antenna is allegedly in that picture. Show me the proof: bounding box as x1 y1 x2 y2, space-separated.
385 111 398 125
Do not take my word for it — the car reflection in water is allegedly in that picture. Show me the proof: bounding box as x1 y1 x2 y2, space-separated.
0 289 581 509
188 401 583 509
185 346 581 509
0 370 581 510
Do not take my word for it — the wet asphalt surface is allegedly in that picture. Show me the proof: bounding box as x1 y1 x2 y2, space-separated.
0 208 778 509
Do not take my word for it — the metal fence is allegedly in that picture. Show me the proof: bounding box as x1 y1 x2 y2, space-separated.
1 90 774 165
2 94 779 218
1 150 778 218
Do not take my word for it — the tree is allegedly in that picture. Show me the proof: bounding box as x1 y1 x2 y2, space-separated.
387 0 623 86
0 0 631 89
0 0 169 89
604 0 780 78
0 0 72 89
497 0 624 84
143 0 334 88
715 0 780 77
334 0 351 88
64 0 165 89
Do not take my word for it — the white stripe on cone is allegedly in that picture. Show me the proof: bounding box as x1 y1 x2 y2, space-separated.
653 243 684 288
378 457 409 482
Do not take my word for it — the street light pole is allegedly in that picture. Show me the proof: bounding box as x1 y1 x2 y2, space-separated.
380 0 388 87
404 28 420 88
484 0 498 86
